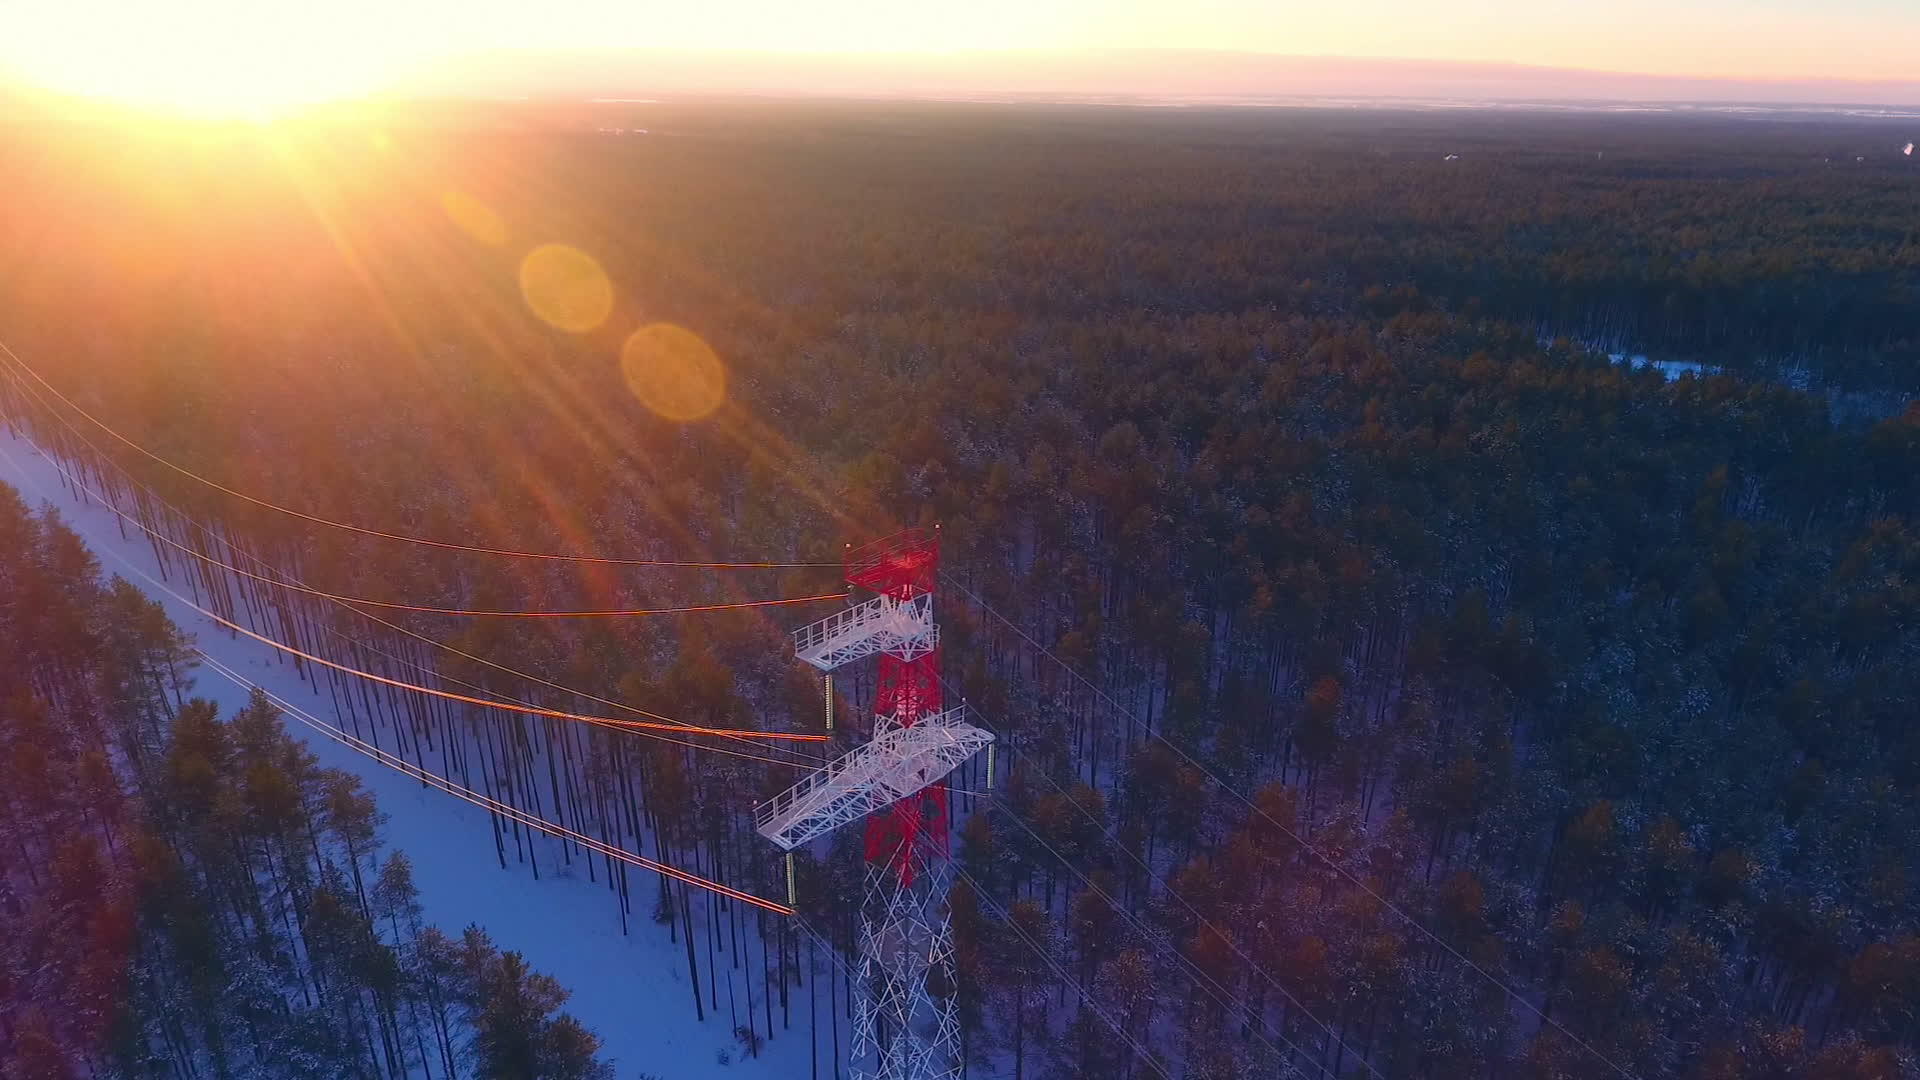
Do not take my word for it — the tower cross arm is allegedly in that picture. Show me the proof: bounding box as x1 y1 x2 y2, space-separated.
793 592 938 672
755 706 991 851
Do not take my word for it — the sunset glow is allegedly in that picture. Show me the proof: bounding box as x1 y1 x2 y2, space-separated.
0 0 428 115
2 0 1914 113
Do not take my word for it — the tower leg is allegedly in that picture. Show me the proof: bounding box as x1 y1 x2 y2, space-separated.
851 805 961 1080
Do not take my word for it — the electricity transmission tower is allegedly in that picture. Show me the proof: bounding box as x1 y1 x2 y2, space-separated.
757 528 991 1080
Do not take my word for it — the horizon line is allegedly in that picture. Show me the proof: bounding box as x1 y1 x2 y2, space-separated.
406 46 1920 91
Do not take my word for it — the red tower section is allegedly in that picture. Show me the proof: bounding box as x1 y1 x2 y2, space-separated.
846 528 946 882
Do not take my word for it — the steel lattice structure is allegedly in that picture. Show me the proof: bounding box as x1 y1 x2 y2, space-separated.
757 706 992 851
758 528 986 1080
793 593 940 671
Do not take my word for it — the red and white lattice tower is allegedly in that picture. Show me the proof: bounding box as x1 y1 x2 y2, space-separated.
757 528 990 1080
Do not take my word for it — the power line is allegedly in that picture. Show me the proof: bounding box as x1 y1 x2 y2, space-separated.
8 421 800 910
0 435 821 743
0 374 825 768
982 799 1355 1078
950 862 1173 1080
27 503 847 614
0 406 843 624
195 651 794 914
290 591 850 619
0 340 837 569
154 536 821 740
943 572 1638 1080
324 593 829 769
0 355 812 725
947 682 1384 1080
274 574 827 770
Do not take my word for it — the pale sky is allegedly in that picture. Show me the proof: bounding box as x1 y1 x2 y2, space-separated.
1 0 1915 109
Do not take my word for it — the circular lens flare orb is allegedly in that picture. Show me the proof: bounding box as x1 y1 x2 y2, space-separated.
519 244 614 334
621 324 727 422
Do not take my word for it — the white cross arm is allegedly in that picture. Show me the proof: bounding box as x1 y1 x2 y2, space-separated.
792 592 938 672
755 707 993 851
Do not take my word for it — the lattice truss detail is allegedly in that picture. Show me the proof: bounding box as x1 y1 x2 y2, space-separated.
755 706 991 851
852 855 962 1080
793 592 938 671
764 528 979 1080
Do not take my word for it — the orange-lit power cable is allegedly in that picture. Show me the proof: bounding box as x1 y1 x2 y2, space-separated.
3 394 828 771
0 380 830 765
196 651 794 914
317 592 848 618
152 575 827 740
0 435 823 744
0 339 838 569
98 534 847 615
0 352 799 912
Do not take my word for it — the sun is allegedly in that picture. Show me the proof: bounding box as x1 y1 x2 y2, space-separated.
0 0 422 117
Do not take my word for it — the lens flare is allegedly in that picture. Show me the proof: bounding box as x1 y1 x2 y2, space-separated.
442 190 507 247
620 324 728 422
519 244 613 333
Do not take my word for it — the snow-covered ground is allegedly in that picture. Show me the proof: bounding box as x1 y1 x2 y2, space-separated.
0 427 829 1080
1607 351 1713 381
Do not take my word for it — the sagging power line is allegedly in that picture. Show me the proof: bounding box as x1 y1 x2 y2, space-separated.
1 367 831 766
0 340 837 569
0 436 799 913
